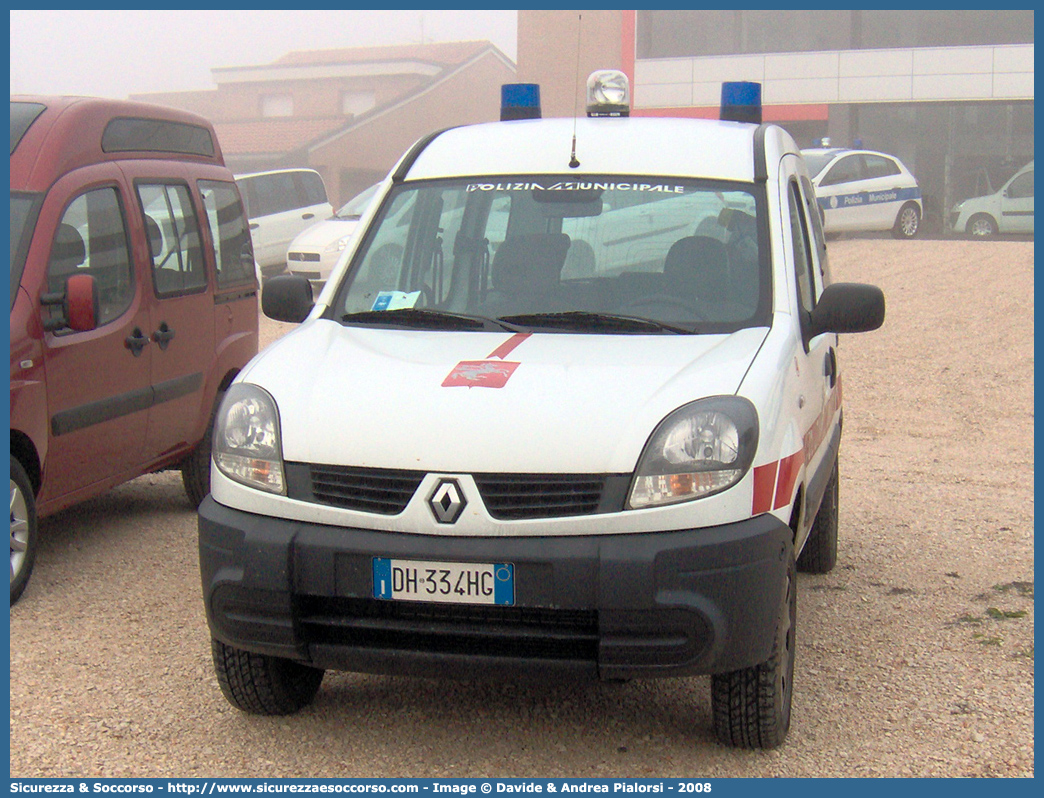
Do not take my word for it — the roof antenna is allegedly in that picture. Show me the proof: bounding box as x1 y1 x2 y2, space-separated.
568 14 582 169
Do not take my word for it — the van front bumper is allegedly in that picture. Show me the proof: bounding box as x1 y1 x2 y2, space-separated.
199 497 791 681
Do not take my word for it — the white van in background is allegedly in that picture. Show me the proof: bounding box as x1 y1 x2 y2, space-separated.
950 160 1034 238
236 168 333 278
286 183 379 285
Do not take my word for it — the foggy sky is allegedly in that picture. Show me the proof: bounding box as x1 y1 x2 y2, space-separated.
10 10 518 100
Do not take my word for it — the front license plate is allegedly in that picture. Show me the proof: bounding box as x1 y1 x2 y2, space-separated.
373 557 514 606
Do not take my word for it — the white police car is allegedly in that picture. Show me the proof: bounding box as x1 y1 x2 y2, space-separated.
199 73 885 749
802 147 922 238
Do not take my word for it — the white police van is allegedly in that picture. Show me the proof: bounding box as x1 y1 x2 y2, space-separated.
199 72 886 749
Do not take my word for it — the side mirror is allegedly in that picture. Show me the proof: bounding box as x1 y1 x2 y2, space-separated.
66 273 99 332
809 282 885 338
262 273 314 323
40 273 99 333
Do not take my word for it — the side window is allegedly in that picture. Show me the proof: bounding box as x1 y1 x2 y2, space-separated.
257 173 299 216
787 181 815 317
820 155 862 186
863 155 901 179
237 177 257 219
295 171 328 206
1008 171 1033 199
138 183 207 296
800 175 830 285
200 180 255 287
46 187 134 330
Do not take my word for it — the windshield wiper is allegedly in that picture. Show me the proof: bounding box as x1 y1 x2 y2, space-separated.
342 308 527 333
498 311 694 335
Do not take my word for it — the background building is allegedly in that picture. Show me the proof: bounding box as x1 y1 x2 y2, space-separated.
135 41 515 206
517 9 1034 233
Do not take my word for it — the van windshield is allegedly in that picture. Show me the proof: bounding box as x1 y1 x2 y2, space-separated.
10 192 41 305
330 176 768 334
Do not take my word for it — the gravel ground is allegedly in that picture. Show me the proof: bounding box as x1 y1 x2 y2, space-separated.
9 238 1034 778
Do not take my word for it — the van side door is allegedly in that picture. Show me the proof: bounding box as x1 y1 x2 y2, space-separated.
135 179 216 468
781 158 837 541
35 167 151 509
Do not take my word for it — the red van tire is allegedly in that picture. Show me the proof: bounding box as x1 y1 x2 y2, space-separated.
181 391 223 508
10 456 38 605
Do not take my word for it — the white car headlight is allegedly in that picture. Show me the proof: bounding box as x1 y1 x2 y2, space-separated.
325 234 354 254
628 397 758 509
213 383 286 494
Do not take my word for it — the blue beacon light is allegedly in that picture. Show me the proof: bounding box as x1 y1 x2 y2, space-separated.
720 81 763 124
501 83 542 121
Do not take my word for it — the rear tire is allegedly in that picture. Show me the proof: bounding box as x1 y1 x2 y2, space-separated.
10 456 38 605
712 547 796 749
797 457 839 574
211 638 325 715
891 202 920 239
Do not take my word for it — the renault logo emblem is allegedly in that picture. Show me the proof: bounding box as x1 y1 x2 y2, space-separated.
428 478 467 524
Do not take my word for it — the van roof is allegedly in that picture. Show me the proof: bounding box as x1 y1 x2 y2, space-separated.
10 95 225 192
400 116 790 184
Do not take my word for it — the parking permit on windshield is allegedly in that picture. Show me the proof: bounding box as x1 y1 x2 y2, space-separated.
372 290 421 311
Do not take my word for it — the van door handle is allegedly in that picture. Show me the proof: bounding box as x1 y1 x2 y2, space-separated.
302 212 315 220
125 328 149 357
824 347 837 388
152 322 175 350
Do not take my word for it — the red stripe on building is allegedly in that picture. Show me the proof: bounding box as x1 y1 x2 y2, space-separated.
621 10 637 87
634 104 830 122
773 451 804 510
752 462 779 516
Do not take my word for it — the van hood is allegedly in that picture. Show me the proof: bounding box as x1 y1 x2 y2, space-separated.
242 320 768 474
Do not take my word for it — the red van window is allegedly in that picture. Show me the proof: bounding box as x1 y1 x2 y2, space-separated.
138 183 207 296
46 188 134 329
199 180 255 286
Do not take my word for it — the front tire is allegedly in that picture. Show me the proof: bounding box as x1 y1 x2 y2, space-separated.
797 457 839 574
967 213 998 238
10 456 38 605
182 390 224 508
211 638 325 715
891 202 921 239
712 547 796 749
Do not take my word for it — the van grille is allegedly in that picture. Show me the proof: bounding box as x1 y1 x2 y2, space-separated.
285 464 629 519
474 474 607 519
297 596 599 661
308 464 424 515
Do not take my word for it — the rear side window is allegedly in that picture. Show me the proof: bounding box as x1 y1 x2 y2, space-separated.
862 154 901 179
138 183 207 296
46 188 134 329
200 180 255 286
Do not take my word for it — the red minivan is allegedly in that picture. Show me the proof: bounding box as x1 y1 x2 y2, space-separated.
9 96 259 603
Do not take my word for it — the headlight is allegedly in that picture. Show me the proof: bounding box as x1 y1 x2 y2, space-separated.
326 235 354 254
213 383 286 494
628 396 758 509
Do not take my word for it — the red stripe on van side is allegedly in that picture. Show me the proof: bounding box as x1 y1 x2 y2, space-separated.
773 451 804 510
752 462 779 515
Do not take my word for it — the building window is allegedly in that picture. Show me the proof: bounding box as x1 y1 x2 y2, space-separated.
261 94 293 118
341 90 376 117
